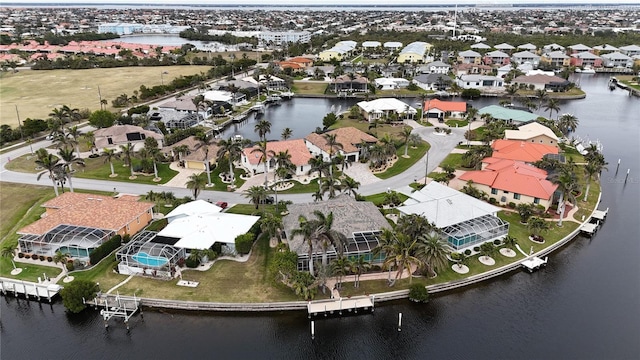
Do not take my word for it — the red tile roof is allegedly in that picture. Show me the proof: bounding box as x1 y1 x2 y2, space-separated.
491 139 558 163
459 159 557 199
425 99 467 112
243 139 312 166
305 127 377 154
18 193 154 235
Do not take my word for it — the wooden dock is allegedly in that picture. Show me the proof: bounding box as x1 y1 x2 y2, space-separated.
307 295 375 318
0 277 61 302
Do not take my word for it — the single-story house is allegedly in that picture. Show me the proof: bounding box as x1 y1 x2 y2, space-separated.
241 139 312 177
331 74 369 93
512 74 571 91
282 196 390 271
374 77 410 90
182 143 220 171
94 124 164 151
396 181 509 251
357 98 417 122
18 193 154 262
161 135 202 161
397 41 432 63
424 99 467 119
412 73 452 91
504 122 559 147
491 139 559 163
540 51 570 68
319 40 357 61
455 159 558 209
456 75 504 90
304 127 377 163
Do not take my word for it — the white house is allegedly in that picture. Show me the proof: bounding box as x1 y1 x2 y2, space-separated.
373 77 410 90
456 75 504 90
357 98 417 122
512 51 541 66
600 52 633 68
419 60 451 74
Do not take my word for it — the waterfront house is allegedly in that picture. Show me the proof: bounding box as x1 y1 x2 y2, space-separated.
512 74 570 91
241 139 312 177
600 52 633 68
373 77 410 90
305 127 377 163
283 196 390 271
396 181 509 251
454 159 558 210
94 124 164 152
504 122 559 147
419 60 451 75
570 52 603 68
17 192 154 262
478 105 538 124
592 44 619 55
490 139 559 163
331 74 369 93
356 98 417 123
454 63 493 76
412 73 452 91
455 75 504 90
424 99 467 119
619 44 640 57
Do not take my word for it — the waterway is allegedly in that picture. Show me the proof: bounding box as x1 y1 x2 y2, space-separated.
1 75 639 359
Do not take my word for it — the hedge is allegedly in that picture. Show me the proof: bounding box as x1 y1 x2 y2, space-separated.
235 233 255 255
89 234 122 265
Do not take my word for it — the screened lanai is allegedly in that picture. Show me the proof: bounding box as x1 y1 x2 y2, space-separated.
18 224 114 259
295 231 385 271
442 214 509 250
116 231 185 277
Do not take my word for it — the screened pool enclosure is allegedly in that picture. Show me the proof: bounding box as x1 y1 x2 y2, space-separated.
116 231 185 278
18 224 114 260
442 214 509 250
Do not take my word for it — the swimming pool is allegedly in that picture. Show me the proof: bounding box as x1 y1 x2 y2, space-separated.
57 247 91 258
132 252 169 267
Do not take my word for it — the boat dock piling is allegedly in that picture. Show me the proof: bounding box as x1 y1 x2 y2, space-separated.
307 295 375 318
87 293 141 330
580 207 609 236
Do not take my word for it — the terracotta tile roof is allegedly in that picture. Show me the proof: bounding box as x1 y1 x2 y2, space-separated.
288 56 314 64
242 139 312 166
425 99 467 112
18 193 154 235
305 127 377 154
491 139 558 163
460 159 557 199
278 61 304 70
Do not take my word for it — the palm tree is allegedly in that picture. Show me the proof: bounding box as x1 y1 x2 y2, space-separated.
244 185 268 210
583 158 607 202
195 133 214 186
380 232 422 285
250 140 271 187
35 148 62 196
534 89 548 110
84 131 96 155
503 235 518 249
102 148 120 177
53 251 70 277
479 242 496 261
254 119 272 141
1 244 17 270
320 177 342 199
119 143 135 177
186 172 208 199
324 133 343 177
308 156 329 188
292 210 347 275
557 113 579 137
258 212 283 244
543 98 561 120
550 169 580 226
281 127 293 140
216 137 243 187
400 126 413 157
350 255 371 288
173 145 189 161
331 256 351 289
516 203 535 224
341 177 360 197
416 233 450 277
505 83 519 104
312 190 324 202
527 217 550 241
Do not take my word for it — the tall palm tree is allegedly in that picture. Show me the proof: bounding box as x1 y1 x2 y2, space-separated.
66 126 82 155
380 232 422 285
534 89 548 110
254 119 272 141
119 142 135 176
57 147 84 192
292 210 347 275
281 127 293 140
250 140 272 187
216 137 243 187
583 157 607 202
102 148 120 177
341 177 360 197
195 133 214 186
400 126 413 157
173 145 189 161
1 244 18 270
244 185 268 210
308 156 329 189
84 131 96 155
416 233 450 277
331 256 351 289
551 169 580 226
258 212 283 244
186 172 208 199
557 113 579 137
312 190 324 202
351 255 371 288
320 177 343 199
324 133 343 177
35 148 62 196
543 98 561 120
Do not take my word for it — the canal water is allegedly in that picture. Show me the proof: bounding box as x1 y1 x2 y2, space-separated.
1 75 639 360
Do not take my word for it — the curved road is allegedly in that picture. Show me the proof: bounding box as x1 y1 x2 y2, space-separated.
0 122 466 204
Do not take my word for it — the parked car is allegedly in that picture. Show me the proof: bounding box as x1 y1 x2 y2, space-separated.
258 196 275 205
215 201 228 209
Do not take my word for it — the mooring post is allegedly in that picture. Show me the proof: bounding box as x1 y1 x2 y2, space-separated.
624 169 630 184
311 321 315 340
398 313 403 332
615 159 620 174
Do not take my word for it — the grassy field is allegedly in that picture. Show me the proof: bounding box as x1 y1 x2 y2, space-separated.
292 81 328 95
0 65 212 127
375 141 430 179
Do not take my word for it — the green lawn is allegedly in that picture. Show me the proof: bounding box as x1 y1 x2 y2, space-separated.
375 142 430 179
363 192 409 207
277 179 321 194
439 153 468 170
69 256 127 290
445 119 469 128
226 203 277 216
74 158 178 185
291 81 328 95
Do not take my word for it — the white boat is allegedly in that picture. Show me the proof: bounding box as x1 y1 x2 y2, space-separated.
581 68 596 74
279 91 294 98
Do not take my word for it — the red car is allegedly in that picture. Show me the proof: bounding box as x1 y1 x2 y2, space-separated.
215 201 228 209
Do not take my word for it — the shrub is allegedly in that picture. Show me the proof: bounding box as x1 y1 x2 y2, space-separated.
409 284 430 303
122 234 131 243
489 197 497 204
473 246 480 252
31 254 39 260
493 239 501 246
235 233 255 255
60 279 98 313
464 249 472 256
89 234 122 265
508 202 516 209
18 253 24 258
66 262 75 271
185 257 199 268
39 255 45 261
450 252 461 261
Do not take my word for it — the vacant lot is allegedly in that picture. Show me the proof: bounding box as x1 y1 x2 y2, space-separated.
0 65 211 126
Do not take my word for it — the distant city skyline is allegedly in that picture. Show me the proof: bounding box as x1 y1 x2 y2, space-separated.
5 0 640 5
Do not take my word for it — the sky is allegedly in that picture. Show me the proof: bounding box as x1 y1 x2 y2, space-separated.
5 0 640 5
